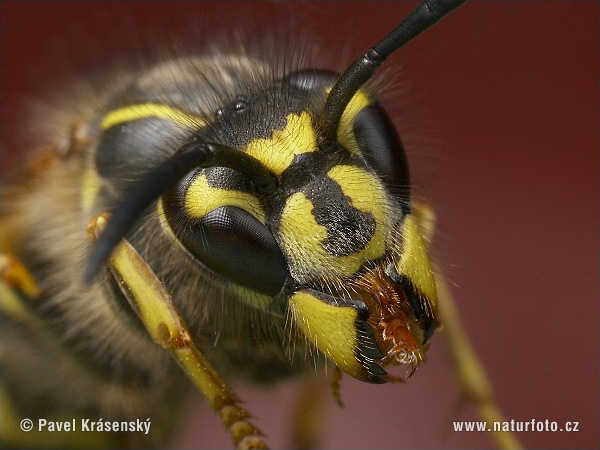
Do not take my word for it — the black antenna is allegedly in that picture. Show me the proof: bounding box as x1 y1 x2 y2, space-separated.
84 142 276 284
320 0 467 145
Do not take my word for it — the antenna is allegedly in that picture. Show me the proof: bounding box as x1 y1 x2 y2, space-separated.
320 0 467 145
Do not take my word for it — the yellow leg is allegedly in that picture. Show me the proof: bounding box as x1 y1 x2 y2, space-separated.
287 375 332 450
88 214 268 450
330 366 344 408
0 254 42 300
412 202 523 450
435 275 523 450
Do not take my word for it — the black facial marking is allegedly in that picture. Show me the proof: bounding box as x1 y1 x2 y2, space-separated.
204 167 255 192
205 85 312 150
304 175 376 257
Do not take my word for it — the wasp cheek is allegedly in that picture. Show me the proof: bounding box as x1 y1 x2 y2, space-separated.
387 213 440 343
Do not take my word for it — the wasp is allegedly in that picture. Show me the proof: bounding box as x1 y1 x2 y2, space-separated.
1 1 468 448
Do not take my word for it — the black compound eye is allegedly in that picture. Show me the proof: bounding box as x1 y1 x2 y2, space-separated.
163 177 288 296
192 206 288 295
283 69 337 91
353 104 410 211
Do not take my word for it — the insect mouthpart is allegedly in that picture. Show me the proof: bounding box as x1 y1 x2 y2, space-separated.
353 263 438 376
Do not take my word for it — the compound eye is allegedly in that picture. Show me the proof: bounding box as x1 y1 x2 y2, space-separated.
283 69 337 91
163 173 289 296
353 104 410 210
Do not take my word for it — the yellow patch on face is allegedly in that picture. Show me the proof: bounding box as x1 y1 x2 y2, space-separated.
245 112 317 175
396 214 438 311
279 166 388 282
229 284 280 315
280 192 356 280
327 165 389 249
184 174 265 224
326 87 370 155
100 104 206 130
289 290 368 380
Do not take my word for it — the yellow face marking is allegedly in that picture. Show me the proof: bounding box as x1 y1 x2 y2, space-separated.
184 174 265 224
396 214 438 310
327 87 370 155
100 104 207 130
245 112 317 175
289 291 367 380
279 166 388 282
280 192 356 279
229 284 277 314
327 164 388 258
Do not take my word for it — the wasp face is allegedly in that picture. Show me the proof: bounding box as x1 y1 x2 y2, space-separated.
3 2 470 447
93 64 438 384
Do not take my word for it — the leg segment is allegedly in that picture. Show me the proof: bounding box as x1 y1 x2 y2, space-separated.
88 214 268 450
412 201 523 450
288 375 330 450
0 254 42 301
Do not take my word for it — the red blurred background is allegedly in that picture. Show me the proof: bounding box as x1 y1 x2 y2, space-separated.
1 2 598 449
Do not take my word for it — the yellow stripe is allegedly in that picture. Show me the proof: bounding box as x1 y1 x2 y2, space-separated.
245 112 317 175
396 214 438 309
279 190 384 281
327 164 388 260
185 174 266 224
100 104 206 130
326 87 370 155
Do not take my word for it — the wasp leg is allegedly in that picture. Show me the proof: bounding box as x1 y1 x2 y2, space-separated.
287 367 344 449
287 375 331 450
0 258 43 448
0 254 42 301
330 366 344 408
435 275 523 450
412 201 523 450
88 213 268 450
